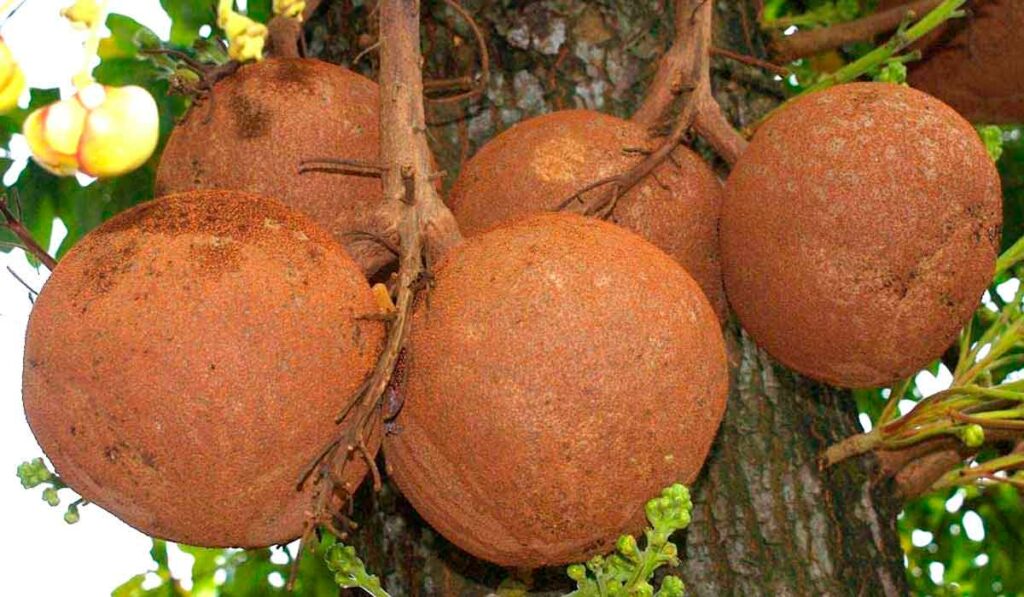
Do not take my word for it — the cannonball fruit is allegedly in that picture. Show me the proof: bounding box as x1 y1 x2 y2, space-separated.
22 190 384 547
877 0 1023 123
448 109 727 319
384 212 728 568
155 58 390 272
721 83 1001 388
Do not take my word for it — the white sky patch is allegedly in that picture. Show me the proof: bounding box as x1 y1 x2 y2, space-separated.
963 510 986 542
928 562 945 585
911 529 934 548
945 489 965 514
975 553 989 567
858 412 873 432
996 278 1021 303
915 365 953 398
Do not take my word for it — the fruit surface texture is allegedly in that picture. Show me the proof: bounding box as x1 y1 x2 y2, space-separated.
385 212 729 567
155 58 390 272
22 190 383 547
721 83 1001 388
448 109 726 318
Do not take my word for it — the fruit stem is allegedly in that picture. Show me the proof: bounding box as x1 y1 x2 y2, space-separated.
320 0 464 494
631 0 748 165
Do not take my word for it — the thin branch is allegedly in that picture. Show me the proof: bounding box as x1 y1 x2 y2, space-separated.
557 80 705 218
769 0 942 63
1 192 56 271
711 46 790 76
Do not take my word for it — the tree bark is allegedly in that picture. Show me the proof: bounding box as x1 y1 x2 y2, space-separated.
307 1 909 594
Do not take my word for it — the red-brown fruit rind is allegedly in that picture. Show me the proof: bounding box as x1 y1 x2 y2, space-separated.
384 212 729 568
22 190 384 548
155 58 392 272
721 82 1001 388
448 109 727 319
877 0 1023 123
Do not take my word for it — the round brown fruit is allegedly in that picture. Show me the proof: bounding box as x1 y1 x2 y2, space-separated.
384 212 728 568
155 58 391 273
448 109 727 319
721 83 1001 388
877 0 1023 123
22 190 384 547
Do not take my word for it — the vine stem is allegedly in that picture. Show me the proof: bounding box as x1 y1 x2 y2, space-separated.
769 0 944 62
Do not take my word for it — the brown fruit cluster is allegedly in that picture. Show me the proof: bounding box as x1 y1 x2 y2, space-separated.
155 58 392 273
721 83 1001 388
449 109 727 319
22 190 383 547
878 0 1023 123
384 213 729 567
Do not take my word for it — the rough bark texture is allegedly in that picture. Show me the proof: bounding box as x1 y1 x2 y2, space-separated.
306 1 909 594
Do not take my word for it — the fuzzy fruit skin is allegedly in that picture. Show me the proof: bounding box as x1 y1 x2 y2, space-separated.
877 0 1023 123
155 58 388 273
447 109 727 320
384 213 728 568
23 83 159 178
22 190 384 548
721 83 1001 388
0 38 25 114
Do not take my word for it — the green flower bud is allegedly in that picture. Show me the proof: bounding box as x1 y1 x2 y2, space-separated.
16 458 52 489
616 534 640 560
566 563 587 582
64 505 80 524
959 424 985 448
656 575 686 597
42 487 60 507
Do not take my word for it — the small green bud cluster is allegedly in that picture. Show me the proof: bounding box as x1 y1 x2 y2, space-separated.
565 483 692 596
977 126 1004 163
957 424 986 449
324 543 389 597
16 457 81 524
874 61 907 85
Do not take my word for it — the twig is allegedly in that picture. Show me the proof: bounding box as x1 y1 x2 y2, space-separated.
710 46 790 76
0 192 56 271
557 80 705 218
425 0 490 105
769 0 942 63
298 158 388 178
632 0 749 165
6 266 39 300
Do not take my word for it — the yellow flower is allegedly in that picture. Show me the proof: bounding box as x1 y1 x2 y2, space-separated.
273 0 306 20
60 0 103 28
23 83 159 178
0 38 25 114
218 3 268 62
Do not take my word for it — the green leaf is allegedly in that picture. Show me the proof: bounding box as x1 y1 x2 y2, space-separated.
161 0 216 46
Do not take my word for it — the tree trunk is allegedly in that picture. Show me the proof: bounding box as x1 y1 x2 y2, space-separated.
307 1 909 594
